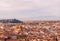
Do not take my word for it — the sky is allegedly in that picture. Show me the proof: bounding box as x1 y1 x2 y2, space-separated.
0 0 60 20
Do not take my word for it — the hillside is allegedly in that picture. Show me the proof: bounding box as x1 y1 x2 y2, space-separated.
0 19 23 23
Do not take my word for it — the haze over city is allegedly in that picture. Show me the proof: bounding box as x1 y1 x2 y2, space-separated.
0 0 60 41
0 0 60 20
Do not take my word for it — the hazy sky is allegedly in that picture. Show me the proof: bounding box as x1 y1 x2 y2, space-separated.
0 0 60 20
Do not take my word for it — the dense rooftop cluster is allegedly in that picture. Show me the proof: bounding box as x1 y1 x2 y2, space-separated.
0 21 60 41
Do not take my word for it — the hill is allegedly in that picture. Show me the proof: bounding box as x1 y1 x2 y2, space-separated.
0 19 23 23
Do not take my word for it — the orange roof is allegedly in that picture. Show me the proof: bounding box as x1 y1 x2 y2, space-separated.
6 39 17 41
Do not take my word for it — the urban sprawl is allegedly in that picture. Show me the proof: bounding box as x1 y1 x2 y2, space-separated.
0 21 60 41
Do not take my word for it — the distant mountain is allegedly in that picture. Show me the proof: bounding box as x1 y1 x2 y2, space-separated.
27 16 60 20
0 19 23 23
